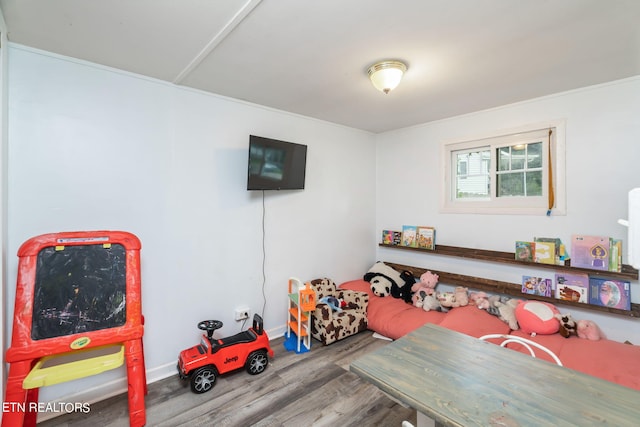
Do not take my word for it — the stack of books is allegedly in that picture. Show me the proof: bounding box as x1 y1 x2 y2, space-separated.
382 225 436 250
515 237 568 265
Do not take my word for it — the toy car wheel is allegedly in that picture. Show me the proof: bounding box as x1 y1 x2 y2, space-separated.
190 366 217 394
245 350 268 375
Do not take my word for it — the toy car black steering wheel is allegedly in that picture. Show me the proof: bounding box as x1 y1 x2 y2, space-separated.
198 320 223 339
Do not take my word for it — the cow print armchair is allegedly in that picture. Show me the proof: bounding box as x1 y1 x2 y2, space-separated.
309 278 369 346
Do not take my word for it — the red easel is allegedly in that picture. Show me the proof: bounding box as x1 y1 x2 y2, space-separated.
3 231 147 426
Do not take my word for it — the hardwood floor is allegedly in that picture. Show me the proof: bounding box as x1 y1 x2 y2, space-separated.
38 332 417 426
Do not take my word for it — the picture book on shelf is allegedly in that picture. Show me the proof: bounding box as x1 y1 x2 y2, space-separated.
401 225 418 247
534 241 555 265
571 235 610 270
535 237 569 264
589 278 631 310
382 230 402 245
416 226 436 250
521 276 553 297
554 273 588 303
609 239 622 272
515 241 535 262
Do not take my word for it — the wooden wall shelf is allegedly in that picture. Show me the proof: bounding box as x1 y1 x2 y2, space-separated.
379 244 640 319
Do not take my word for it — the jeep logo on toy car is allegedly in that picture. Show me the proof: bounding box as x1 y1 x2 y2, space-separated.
177 314 274 394
224 356 238 364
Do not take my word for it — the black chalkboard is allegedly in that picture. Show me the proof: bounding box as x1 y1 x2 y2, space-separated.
31 243 127 340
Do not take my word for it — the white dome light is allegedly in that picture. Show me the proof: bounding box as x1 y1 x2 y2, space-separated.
367 60 408 94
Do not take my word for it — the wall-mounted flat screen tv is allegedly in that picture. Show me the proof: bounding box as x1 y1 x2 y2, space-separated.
247 135 307 190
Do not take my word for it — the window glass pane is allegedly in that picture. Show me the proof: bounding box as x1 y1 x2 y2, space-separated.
497 172 524 197
526 171 543 196
457 176 489 198
454 149 490 199
456 153 468 175
511 146 525 170
527 142 542 168
497 147 510 171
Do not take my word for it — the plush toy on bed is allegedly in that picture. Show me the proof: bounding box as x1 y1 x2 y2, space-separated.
364 261 414 303
436 286 469 310
492 297 521 330
576 319 604 341
411 271 439 307
485 295 505 317
413 290 444 312
515 300 561 336
454 286 469 306
555 312 577 338
437 291 458 309
469 291 491 310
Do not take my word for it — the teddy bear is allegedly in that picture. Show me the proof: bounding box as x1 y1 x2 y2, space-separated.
576 319 604 341
411 271 439 307
492 297 520 330
554 312 577 338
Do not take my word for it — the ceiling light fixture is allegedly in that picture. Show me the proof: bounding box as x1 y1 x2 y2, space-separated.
367 60 408 94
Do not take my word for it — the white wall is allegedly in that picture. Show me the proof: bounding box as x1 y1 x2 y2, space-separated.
375 76 640 344
5 45 377 406
0 7 9 406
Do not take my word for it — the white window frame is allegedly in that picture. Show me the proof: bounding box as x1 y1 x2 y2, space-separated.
440 120 566 215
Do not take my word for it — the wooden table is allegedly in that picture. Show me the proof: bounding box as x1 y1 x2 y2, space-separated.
350 324 640 427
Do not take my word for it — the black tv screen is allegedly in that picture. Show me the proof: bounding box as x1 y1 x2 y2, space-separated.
247 135 307 190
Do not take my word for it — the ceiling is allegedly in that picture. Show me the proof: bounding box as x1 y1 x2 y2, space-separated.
1 0 639 133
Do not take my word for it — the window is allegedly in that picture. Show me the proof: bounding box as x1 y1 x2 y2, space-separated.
441 121 565 215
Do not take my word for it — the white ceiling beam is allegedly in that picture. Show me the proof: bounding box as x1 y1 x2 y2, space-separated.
173 0 262 84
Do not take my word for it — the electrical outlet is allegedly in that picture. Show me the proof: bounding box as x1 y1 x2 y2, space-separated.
235 307 251 321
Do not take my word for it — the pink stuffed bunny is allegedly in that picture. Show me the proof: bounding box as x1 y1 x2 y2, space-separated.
576 319 604 341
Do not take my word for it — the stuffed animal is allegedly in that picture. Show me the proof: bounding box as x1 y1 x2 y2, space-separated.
394 270 415 303
514 300 560 336
454 286 469 307
554 312 577 338
437 291 460 309
492 298 520 330
576 319 604 341
318 296 344 312
413 290 444 312
423 294 444 312
364 261 414 302
411 271 439 307
485 295 504 317
420 271 439 291
469 291 490 310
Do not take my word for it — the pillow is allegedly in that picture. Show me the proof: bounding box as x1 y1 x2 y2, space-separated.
515 300 560 335
438 305 510 338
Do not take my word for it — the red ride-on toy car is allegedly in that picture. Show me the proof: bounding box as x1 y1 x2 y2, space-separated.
177 313 274 393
